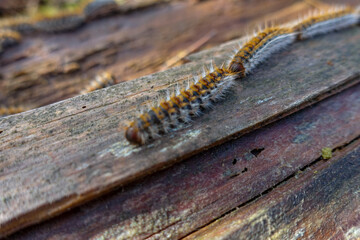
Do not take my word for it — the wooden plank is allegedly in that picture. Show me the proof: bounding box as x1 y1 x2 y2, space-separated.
1 26 360 237
7 79 360 239
185 140 360 240
1 24 360 238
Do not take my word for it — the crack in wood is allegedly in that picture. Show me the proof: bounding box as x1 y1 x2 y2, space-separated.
180 133 360 239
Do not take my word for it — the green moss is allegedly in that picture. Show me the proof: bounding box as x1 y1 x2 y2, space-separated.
321 147 332 160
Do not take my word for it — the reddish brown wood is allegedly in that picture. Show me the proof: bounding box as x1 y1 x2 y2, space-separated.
185 141 360 240
1 25 360 237
8 82 360 239
0 25 360 238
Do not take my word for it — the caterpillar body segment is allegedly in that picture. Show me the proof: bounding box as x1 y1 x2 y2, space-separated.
0 29 21 51
125 66 237 145
0 106 27 117
34 14 85 33
80 72 116 94
227 27 278 76
0 16 36 34
227 27 296 76
293 7 358 39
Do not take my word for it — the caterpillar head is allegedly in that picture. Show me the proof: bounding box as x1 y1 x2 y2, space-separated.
125 123 144 145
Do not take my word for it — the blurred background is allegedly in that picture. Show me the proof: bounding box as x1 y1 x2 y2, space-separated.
0 0 358 113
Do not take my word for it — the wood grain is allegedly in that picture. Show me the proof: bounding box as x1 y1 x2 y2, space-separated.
185 140 360 240
0 26 360 237
8 77 360 240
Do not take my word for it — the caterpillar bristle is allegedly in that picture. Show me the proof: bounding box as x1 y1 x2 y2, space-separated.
80 72 116 94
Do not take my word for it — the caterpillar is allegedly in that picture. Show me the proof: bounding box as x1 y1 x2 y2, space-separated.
227 27 296 76
80 72 116 94
355 6 360 24
0 16 35 34
34 13 85 33
83 0 119 21
0 29 21 52
293 7 359 39
125 65 236 145
125 5 359 145
0 106 27 117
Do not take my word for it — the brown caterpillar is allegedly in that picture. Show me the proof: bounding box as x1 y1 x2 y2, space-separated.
83 0 119 20
34 13 85 33
0 106 27 117
124 4 360 146
80 72 116 94
293 6 358 39
0 29 21 52
0 16 36 34
125 65 237 145
227 27 296 76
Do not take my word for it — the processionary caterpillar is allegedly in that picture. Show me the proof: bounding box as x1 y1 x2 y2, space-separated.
34 13 86 33
292 6 359 39
228 27 296 76
80 72 116 94
0 16 35 34
125 5 360 145
0 29 21 53
0 106 27 117
125 65 236 145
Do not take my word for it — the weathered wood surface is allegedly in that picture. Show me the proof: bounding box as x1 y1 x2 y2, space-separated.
8 78 360 239
2 0 352 108
185 140 360 240
0 26 360 237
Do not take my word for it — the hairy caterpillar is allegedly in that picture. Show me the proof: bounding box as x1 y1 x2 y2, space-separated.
34 13 85 33
80 72 116 94
124 5 360 145
0 16 35 34
355 6 360 24
0 106 27 117
293 7 358 39
83 0 119 20
125 65 236 145
0 29 21 52
227 27 296 76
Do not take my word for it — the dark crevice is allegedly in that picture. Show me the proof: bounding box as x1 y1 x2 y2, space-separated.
229 173 239 179
333 134 360 152
180 133 360 239
232 158 237 165
250 148 264 157
144 219 181 240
